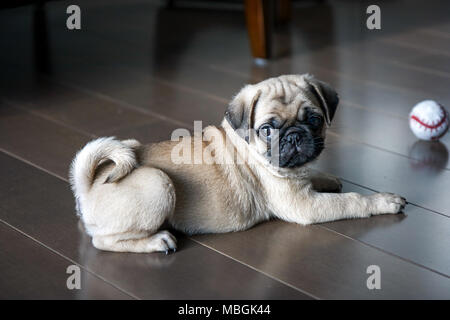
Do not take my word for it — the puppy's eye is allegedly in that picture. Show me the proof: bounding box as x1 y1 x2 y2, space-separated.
259 124 273 138
307 115 323 127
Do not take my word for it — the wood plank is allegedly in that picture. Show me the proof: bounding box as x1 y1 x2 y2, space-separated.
326 181 450 276
0 78 182 144
0 223 132 299
4 81 160 136
382 29 450 57
406 53 450 75
193 219 450 299
0 104 90 179
300 47 449 102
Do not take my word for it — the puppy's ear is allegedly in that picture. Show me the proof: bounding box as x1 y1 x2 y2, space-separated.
304 75 339 126
225 86 261 143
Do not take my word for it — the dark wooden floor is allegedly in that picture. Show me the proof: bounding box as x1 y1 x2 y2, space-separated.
1 0 449 299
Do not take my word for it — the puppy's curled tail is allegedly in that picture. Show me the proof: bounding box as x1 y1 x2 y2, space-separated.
69 137 139 197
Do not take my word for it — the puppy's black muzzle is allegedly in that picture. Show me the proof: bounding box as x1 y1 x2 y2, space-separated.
277 126 323 168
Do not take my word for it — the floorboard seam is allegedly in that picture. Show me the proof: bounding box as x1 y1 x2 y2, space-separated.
337 176 450 219
0 219 140 300
326 131 450 173
50 77 192 129
0 147 67 181
188 238 320 300
315 225 450 278
2 98 97 139
382 38 450 58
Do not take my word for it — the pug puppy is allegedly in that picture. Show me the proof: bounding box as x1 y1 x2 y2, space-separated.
70 74 406 253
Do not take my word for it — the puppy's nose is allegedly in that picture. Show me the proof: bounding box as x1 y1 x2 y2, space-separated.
287 132 301 145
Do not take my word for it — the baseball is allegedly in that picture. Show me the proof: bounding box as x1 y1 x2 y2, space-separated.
409 100 449 141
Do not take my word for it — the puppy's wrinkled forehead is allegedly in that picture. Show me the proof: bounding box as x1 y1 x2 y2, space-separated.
224 74 338 138
254 75 313 103
252 75 322 122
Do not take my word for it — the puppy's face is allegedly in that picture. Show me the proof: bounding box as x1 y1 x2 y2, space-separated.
225 74 339 169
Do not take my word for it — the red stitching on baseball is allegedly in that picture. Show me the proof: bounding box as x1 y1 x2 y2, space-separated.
410 106 447 130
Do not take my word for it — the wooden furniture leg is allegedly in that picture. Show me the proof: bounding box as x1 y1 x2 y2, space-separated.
244 0 272 59
245 0 291 60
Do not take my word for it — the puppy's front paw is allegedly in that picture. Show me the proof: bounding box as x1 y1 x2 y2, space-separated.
369 192 406 215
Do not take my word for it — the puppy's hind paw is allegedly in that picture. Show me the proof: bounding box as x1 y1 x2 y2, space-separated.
148 230 178 254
